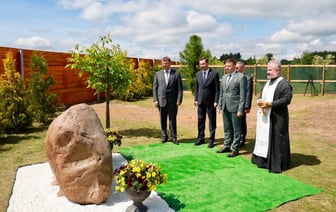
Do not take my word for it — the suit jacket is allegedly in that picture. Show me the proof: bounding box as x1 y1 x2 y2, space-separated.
194 68 220 107
219 71 247 113
245 74 253 110
153 69 183 107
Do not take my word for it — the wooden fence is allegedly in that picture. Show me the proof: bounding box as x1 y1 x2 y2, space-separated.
0 46 178 106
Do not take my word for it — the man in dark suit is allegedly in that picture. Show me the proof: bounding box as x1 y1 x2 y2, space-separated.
153 56 183 145
194 58 220 148
217 58 247 157
236 61 253 147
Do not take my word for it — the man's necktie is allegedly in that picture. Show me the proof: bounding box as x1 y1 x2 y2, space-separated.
165 71 169 85
227 74 232 84
203 71 207 82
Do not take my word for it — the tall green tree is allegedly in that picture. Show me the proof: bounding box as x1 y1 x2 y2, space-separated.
245 56 257 65
67 33 132 128
265 53 274 62
179 35 210 93
0 51 32 132
292 57 301 65
27 53 57 124
211 56 224 65
300 52 314 64
280 59 291 65
256 55 269 65
257 54 275 65
219 52 242 62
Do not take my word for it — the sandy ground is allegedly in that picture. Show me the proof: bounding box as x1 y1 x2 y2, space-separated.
90 95 336 144
7 154 174 212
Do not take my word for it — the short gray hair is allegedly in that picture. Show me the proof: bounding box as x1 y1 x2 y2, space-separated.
268 60 281 70
236 61 245 68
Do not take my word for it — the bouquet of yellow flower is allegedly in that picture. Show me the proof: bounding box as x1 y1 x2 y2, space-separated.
113 159 168 192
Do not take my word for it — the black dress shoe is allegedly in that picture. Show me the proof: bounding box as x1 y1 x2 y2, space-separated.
238 141 245 147
161 139 168 143
207 142 215 148
194 140 205 146
172 139 179 145
216 147 231 153
228 151 239 157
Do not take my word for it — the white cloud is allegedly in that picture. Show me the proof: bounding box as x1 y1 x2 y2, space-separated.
4 0 336 61
288 16 336 36
270 29 302 43
294 38 332 55
56 0 96 9
330 40 336 46
310 39 321 46
80 2 110 22
256 43 284 55
186 11 217 32
14 37 51 50
58 39 78 51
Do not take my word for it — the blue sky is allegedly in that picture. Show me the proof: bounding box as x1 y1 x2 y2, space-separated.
1 0 336 61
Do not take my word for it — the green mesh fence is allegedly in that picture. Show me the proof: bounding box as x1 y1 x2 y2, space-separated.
174 65 336 95
234 65 336 95
290 66 321 94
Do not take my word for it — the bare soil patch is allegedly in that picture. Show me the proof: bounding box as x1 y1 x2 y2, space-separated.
91 95 336 143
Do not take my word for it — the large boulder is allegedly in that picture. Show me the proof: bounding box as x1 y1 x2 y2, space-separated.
45 103 112 204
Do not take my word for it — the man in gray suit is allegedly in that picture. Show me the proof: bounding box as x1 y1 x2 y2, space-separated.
236 61 253 147
153 56 183 145
217 58 247 157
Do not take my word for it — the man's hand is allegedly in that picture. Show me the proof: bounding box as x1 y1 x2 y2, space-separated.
256 99 264 107
257 99 272 108
263 102 272 108
194 101 198 106
237 112 243 117
154 101 159 107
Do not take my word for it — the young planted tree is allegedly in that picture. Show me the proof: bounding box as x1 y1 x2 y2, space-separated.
67 33 132 128
179 35 211 93
0 51 32 132
27 53 57 124
256 54 275 65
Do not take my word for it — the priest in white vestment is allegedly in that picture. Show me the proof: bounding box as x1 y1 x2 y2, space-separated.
252 60 293 173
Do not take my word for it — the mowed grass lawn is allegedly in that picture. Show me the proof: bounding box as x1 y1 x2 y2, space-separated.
1 92 335 212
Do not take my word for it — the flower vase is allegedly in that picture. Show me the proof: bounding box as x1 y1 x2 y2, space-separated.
125 188 151 212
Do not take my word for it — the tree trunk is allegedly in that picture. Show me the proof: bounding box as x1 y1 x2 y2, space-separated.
105 67 110 128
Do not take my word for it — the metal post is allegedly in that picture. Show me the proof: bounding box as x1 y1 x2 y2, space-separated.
18 49 24 79
253 64 257 96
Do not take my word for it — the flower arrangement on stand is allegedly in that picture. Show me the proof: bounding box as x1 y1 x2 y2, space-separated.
113 159 168 212
114 159 168 192
104 128 123 150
